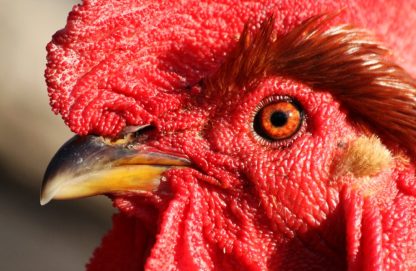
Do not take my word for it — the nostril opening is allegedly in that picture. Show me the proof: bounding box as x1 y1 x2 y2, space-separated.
133 124 158 143
134 124 156 136
120 124 152 135
106 125 157 145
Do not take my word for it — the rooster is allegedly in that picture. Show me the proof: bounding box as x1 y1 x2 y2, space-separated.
41 0 416 270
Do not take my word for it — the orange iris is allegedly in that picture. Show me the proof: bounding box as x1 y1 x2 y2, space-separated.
258 101 302 140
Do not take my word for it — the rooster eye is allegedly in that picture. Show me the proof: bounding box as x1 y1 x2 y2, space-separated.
253 97 304 142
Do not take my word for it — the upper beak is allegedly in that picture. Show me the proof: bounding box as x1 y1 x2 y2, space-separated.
40 134 190 205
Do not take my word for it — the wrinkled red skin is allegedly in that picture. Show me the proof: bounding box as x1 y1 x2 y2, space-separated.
46 0 416 270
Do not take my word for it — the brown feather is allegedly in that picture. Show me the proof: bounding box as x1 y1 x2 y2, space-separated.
206 14 416 158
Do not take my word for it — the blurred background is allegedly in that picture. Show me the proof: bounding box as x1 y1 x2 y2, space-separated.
0 0 115 270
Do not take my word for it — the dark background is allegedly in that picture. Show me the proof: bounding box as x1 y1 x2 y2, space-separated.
0 1 115 270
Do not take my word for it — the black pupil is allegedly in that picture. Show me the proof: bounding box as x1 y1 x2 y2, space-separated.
270 111 288 127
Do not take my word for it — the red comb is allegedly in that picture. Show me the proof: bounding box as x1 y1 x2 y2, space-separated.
46 0 416 136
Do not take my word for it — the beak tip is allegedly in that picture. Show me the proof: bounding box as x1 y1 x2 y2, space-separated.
40 192 51 206
40 182 54 206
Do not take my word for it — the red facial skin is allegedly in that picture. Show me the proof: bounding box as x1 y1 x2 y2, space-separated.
46 0 416 270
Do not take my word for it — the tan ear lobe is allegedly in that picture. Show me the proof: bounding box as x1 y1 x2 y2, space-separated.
333 135 392 178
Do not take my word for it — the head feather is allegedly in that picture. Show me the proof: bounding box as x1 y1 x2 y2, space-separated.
206 14 416 157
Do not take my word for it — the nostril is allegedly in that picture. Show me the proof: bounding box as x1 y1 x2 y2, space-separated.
133 125 158 143
120 124 151 135
135 125 156 134
106 125 157 145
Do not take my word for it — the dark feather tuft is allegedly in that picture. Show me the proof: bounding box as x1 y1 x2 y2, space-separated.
206 14 416 158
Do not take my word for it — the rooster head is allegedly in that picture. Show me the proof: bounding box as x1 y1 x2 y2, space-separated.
41 0 416 270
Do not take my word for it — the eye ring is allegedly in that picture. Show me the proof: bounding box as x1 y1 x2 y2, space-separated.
252 96 305 147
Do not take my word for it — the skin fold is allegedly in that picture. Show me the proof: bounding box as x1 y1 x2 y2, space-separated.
43 0 416 270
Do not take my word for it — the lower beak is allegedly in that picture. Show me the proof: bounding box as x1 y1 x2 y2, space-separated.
40 135 190 205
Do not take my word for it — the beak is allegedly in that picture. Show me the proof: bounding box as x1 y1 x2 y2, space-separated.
40 134 190 205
